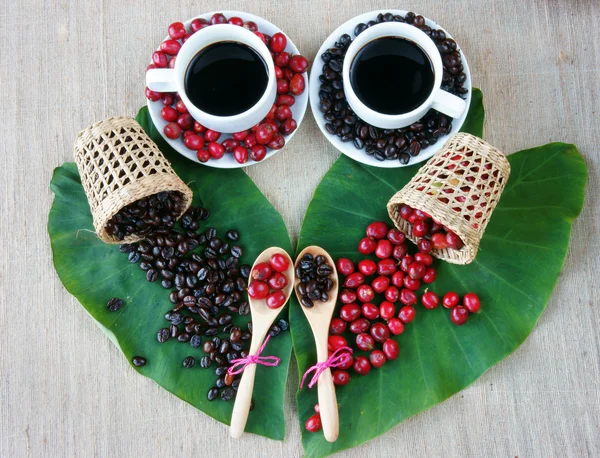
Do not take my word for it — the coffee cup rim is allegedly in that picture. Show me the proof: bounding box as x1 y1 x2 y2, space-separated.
173 24 276 125
342 22 444 127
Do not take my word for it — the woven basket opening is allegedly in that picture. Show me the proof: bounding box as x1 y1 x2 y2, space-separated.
387 133 510 265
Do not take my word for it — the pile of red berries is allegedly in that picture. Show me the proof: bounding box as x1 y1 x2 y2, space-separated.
146 13 308 164
304 220 481 433
398 204 464 250
248 252 290 309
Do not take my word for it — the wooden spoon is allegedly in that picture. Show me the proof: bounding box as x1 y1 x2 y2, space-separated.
230 247 294 439
294 246 340 443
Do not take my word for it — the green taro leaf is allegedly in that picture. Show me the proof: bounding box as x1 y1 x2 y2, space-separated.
291 88 586 457
48 107 293 440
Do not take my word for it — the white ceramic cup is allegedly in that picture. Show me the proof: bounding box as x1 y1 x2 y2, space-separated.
146 24 276 133
342 22 466 129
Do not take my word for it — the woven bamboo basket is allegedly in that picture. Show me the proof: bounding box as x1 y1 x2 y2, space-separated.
73 116 193 244
387 133 511 265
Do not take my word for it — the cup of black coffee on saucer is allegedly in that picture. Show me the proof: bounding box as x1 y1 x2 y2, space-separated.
342 22 467 129
146 24 276 133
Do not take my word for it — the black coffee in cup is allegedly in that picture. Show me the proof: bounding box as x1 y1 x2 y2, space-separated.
185 41 268 117
349 37 434 115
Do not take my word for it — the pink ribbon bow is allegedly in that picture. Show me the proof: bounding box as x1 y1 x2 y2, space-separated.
227 334 281 376
300 347 353 389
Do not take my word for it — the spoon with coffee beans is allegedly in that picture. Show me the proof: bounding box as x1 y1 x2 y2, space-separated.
294 246 339 442
229 247 294 439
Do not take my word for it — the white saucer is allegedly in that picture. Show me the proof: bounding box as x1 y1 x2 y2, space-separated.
147 10 309 169
308 9 472 168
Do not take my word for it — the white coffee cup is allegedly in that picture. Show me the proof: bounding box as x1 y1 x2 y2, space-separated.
342 22 466 129
146 24 276 133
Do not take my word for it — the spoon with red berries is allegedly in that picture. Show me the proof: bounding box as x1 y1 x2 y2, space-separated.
230 247 294 439
294 246 340 443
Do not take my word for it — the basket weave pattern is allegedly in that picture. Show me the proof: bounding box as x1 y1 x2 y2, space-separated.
73 116 193 244
387 133 511 265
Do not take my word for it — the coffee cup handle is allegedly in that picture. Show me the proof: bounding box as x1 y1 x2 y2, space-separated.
431 89 467 119
146 69 177 93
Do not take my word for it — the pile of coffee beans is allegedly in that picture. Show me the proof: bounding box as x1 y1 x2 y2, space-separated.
317 11 468 163
119 203 288 401
105 191 186 241
305 220 480 432
295 253 334 307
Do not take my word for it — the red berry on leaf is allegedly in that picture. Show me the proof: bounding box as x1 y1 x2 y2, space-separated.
399 289 417 306
442 292 459 309
349 318 370 334
339 289 357 304
356 284 375 303
366 221 389 239
361 302 379 320
451 306 469 325
328 335 348 352
382 339 400 360
377 258 397 276
370 322 390 343
337 258 355 276
422 267 437 284
340 303 361 322
398 305 416 323
369 350 387 368
358 259 377 276
464 293 481 313
387 228 405 245
330 317 347 335
343 272 365 288
358 237 377 254
380 301 396 320
332 369 350 386
305 414 322 432
385 286 399 302
355 334 375 352
375 239 393 259
422 291 440 309
353 355 371 375
371 275 390 293
387 318 405 335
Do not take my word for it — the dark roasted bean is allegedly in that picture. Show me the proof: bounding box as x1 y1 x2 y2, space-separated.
221 387 235 401
207 387 218 400
107 297 124 312
132 356 146 367
157 328 170 343
183 356 195 368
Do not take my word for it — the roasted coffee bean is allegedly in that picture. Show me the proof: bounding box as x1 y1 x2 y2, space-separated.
169 312 183 325
107 297 124 312
215 365 228 376
218 314 232 326
157 328 170 343
132 356 146 367
230 246 243 258
215 377 225 389
269 325 281 337
221 387 235 401
177 333 190 343
207 387 219 401
219 340 230 354
238 302 250 316
205 327 218 336
200 356 212 369
278 319 289 331
170 324 179 338
183 356 195 368
190 335 202 348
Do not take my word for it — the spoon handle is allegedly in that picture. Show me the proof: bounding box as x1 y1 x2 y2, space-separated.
230 326 269 439
315 327 339 443
317 367 339 442
229 362 258 439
